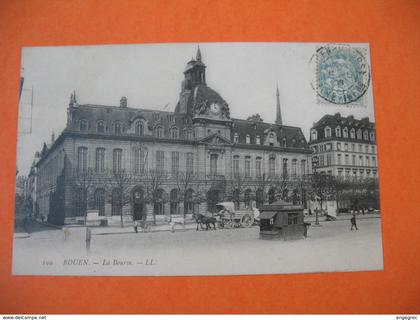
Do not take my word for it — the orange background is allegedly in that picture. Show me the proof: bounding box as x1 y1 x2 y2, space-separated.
0 0 419 314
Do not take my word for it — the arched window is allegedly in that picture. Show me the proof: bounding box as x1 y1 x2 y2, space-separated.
269 132 275 146
114 122 122 134
80 119 88 132
357 129 362 140
170 189 179 215
94 188 106 216
97 120 105 133
335 126 341 137
350 128 355 139
246 134 251 144
171 127 179 139
185 188 194 214
324 126 332 138
343 127 348 138
363 130 369 140
233 132 239 143
311 129 318 141
135 120 144 136
155 126 163 138
111 188 122 216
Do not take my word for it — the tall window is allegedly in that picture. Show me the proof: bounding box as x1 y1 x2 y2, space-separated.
291 159 297 177
335 126 341 137
95 148 105 172
337 142 341 151
269 132 275 146
343 127 348 138
210 154 218 175
114 122 122 134
269 156 275 176
80 120 88 132
359 155 363 166
187 129 193 140
311 129 318 141
97 120 105 133
370 131 375 142
113 149 122 173
345 154 349 165
233 133 239 143
155 126 163 138
77 147 88 172
363 130 369 140
352 155 356 166
337 154 342 165
171 127 179 139
156 151 165 172
300 159 306 175
256 157 262 178
371 145 375 154
171 151 179 174
357 129 362 140
245 156 251 177
351 144 355 152
256 135 260 145
246 134 251 144
350 128 355 139
233 155 240 177
134 149 145 174
135 120 144 136
324 126 331 138
372 156 376 166
366 156 370 167
186 152 194 174
282 158 288 177
365 145 369 153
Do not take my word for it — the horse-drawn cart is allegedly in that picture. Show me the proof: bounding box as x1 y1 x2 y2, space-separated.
215 202 255 228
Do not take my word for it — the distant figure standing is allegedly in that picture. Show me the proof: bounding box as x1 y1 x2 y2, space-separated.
85 227 92 252
350 213 358 231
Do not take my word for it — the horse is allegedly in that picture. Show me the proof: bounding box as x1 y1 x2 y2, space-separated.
193 213 217 231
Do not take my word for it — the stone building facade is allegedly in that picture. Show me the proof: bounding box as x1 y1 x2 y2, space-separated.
32 48 313 225
309 113 378 178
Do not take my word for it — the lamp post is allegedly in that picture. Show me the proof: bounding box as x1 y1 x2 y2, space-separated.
311 156 321 226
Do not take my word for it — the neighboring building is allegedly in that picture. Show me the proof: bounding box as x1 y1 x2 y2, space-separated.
31 48 312 225
309 113 378 179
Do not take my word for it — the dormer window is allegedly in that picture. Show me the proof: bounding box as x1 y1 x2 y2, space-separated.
114 122 122 134
135 120 144 136
256 135 260 145
324 126 332 138
246 134 250 144
80 119 88 132
311 129 318 141
363 130 369 140
269 132 275 146
343 127 348 138
171 127 179 139
97 120 105 133
357 129 362 140
370 131 375 142
155 126 163 138
168 114 174 122
282 137 287 147
335 126 341 137
187 129 193 140
350 128 355 139
153 113 160 121
234 133 239 143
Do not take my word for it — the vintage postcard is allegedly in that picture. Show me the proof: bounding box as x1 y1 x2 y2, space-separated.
13 42 382 276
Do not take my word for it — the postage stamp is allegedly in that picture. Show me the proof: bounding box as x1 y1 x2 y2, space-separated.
311 45 370 106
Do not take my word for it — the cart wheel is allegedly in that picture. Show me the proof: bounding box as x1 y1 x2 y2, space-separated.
241 215 254 228
225 221 234 229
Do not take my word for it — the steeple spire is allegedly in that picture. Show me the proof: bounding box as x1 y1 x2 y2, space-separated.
196 45 202 62
275 84 282 125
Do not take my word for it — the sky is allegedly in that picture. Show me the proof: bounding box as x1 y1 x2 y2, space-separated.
17 42 375 175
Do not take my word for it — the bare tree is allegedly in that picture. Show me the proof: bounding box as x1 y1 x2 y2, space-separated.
252 173 272 208
272 173 290 202
70 168 96 225
105 169 134 228
173 171 203 216
308 172 336 225
144 169 168 224
227 172 250 209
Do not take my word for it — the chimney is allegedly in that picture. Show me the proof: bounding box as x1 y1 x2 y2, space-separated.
120 96 127 108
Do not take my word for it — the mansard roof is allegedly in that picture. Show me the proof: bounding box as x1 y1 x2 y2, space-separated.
312 113 375 130
231 118 309 150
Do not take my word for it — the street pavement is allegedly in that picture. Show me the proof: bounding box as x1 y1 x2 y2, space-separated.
13 216 383 276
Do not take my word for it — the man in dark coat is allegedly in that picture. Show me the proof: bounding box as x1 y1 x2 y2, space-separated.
350 212 358 231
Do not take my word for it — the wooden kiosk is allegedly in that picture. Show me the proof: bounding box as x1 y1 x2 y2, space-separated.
259 200 309 240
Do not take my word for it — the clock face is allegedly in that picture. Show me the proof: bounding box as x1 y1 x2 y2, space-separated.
210 102 221 114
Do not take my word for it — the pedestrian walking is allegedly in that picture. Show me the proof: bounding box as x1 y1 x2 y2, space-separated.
85 227 92 252
350 213 358 231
